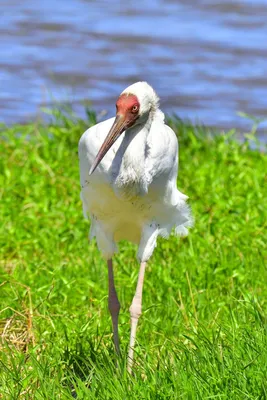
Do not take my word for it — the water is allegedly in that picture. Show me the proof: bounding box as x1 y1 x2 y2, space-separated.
1 0 267 132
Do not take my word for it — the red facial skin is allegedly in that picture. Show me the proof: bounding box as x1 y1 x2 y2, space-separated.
116 94 140 128
89 94 140 175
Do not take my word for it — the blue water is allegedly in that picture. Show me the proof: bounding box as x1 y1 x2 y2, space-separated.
1 0 267 132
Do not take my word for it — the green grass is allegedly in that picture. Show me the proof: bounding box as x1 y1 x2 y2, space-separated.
0 109 266 399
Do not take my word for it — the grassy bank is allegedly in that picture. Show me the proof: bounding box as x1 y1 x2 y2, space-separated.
0 110 266 399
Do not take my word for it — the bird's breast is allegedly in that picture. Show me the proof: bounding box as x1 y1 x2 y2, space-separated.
82 179 151 222
112 167 148 199
110 133 150 197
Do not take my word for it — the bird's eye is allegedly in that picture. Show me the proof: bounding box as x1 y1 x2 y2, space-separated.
131 105 138 113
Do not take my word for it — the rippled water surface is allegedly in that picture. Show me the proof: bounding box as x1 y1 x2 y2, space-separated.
1 0 267 131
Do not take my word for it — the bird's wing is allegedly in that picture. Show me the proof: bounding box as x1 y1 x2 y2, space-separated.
79 117 115 165
145 111 191 238
145 111 179 186
78 117 115 186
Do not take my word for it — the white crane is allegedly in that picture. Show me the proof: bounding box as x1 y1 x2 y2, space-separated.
78 82 192 373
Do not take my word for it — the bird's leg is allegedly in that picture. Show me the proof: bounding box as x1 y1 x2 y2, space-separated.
127 261 147 374
107 259 121 355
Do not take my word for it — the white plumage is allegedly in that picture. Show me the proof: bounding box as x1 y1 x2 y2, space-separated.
79 82 192 261
78 82 192 372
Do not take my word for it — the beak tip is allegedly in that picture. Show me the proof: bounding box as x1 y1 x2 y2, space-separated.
89 165 95 175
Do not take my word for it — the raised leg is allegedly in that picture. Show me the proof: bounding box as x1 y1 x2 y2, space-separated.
107 259 120 355
127 261 147 374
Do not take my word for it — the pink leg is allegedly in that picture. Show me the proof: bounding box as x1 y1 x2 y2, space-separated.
107 259 120 355
127 261 147 373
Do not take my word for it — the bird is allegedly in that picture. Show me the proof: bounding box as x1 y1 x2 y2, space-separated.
78 82 193 373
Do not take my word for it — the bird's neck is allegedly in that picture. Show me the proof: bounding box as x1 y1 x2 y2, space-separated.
112 113 154 196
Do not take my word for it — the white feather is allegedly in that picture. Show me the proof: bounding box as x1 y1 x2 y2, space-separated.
79 82 193 261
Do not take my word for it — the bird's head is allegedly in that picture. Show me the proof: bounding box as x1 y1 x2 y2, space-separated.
89 82 159 175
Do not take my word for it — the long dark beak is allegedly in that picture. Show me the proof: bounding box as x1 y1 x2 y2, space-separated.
89 114 127 175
